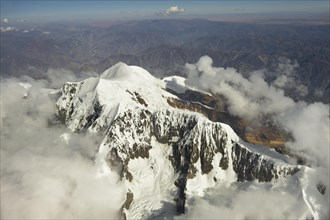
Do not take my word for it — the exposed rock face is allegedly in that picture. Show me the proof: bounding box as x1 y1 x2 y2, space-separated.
232 143 299 182
55 63 300 218
57 78 103 133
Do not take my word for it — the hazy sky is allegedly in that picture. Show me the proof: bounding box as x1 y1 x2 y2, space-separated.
1 0 329 22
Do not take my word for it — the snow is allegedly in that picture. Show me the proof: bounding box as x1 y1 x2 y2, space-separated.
101 62 155 82
57 63 182 134
76 77 99 99
98 62 171 110
55 62 329 219
301 167 329 219
125 138 177 219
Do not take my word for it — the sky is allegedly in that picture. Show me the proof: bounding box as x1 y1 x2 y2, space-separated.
1 0 329 22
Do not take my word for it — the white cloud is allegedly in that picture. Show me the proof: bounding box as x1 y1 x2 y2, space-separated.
185 56 329 168
0 26 17 32
0 73 125 219
3 18 9 23
177 179 311 219
166 6 184 15
277 102 330 168
156 6 185 16
185 56 295 120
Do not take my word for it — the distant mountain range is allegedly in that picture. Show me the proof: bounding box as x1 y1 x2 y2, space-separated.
1 19 329 103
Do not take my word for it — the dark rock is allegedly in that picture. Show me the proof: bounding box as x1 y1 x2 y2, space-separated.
316 183 326 195
231 143 299 182
275 147 283 154
219 156 229 170
175 177 186 214
123 191 134 210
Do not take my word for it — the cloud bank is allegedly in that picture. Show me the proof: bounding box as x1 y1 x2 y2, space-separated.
185 56 329 169
0 74 125 219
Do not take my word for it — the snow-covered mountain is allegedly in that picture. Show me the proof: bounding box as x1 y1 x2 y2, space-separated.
55 63 327 219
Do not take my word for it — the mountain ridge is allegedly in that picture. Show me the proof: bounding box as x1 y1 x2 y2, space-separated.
55 62 304 218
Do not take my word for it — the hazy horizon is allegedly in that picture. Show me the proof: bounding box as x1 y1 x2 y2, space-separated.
1 0 329 23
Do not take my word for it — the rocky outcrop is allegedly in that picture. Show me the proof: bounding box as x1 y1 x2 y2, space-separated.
232 143 300 182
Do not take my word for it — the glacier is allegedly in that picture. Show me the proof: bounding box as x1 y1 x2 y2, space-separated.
53 62 329 219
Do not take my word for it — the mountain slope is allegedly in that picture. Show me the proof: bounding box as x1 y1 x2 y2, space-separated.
56 63 320 219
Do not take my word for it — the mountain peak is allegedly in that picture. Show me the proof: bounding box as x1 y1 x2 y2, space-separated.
55 65 301 218
100 62 155 83
54 62 309 219
57 63 179 132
